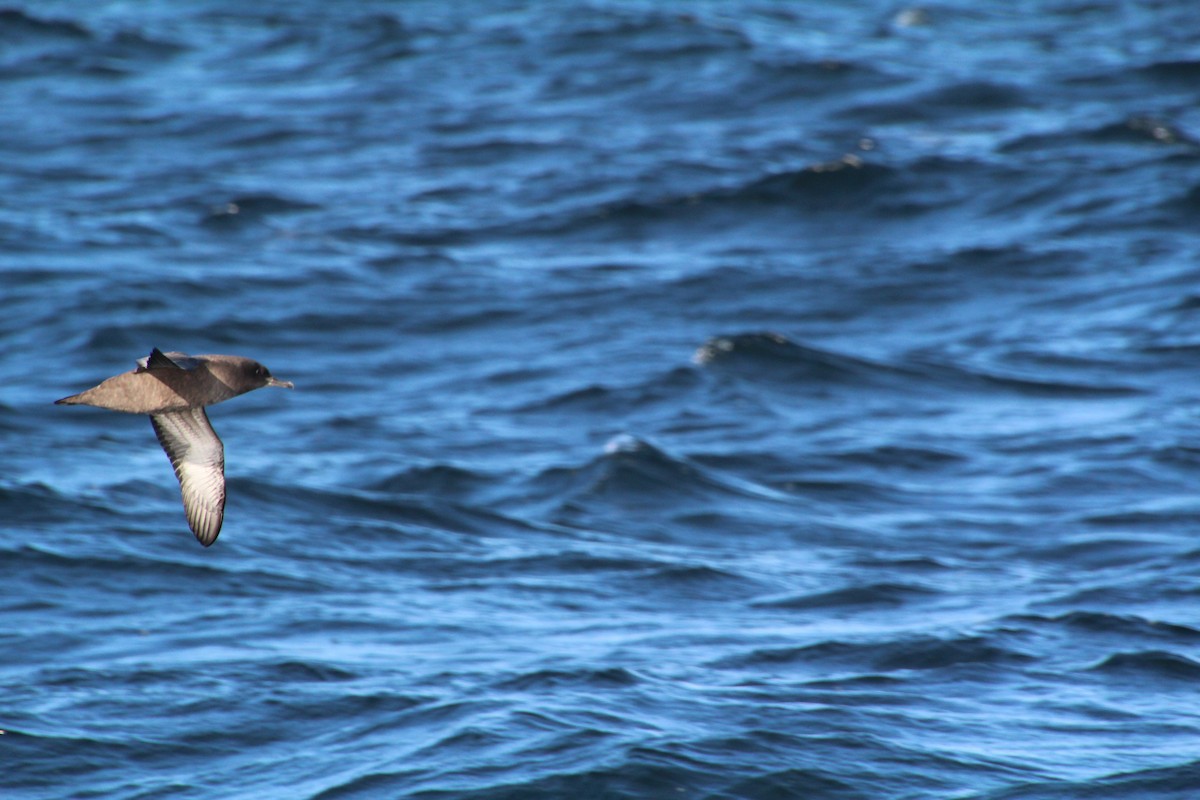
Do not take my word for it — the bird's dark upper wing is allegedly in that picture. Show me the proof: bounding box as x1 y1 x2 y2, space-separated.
137 348 203 373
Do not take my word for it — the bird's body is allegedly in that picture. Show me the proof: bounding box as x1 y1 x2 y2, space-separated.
56 348 293 546
56 349 276 414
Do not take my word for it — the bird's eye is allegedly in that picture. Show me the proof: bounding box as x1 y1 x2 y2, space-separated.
255 365 266 377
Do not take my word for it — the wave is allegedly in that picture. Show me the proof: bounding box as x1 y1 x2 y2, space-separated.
1001 114 1200 155
247 12 414 77
526 434 785 516
693 331 1140 398
712 633 1032 674
367 464 500 503
200 193 320 229
0 481 87 524
753 581 937 611
0 8 89 45
1089 650 1200 681
329 150 1027 249
232 477 538 543
693 332 906 389
310 739 871 800
0 541 324 601
841 79 1030 125
0 8 185 78
489 155 908 244
493 666 641 692
633 156 890 216
514 367 703 418
1133 58 1200 85
617 563 768 604
1011 611 1200 642
982 759 1200 800
545 8 753 60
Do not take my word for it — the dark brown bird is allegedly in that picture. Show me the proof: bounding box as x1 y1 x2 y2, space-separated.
56 348 293 546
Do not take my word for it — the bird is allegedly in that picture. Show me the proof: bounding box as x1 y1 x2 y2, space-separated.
56 348 293 546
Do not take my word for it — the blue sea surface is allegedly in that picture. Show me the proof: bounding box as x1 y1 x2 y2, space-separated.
4 1 1200 797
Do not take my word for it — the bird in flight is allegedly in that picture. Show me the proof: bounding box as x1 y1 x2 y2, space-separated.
56 348 293 546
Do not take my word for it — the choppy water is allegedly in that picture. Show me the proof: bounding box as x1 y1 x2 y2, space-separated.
5 1 1200 797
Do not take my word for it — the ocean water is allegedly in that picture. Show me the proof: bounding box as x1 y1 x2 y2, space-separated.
4 1 1200 797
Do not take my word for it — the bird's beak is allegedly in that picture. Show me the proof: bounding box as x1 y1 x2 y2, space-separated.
267 377 294 389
